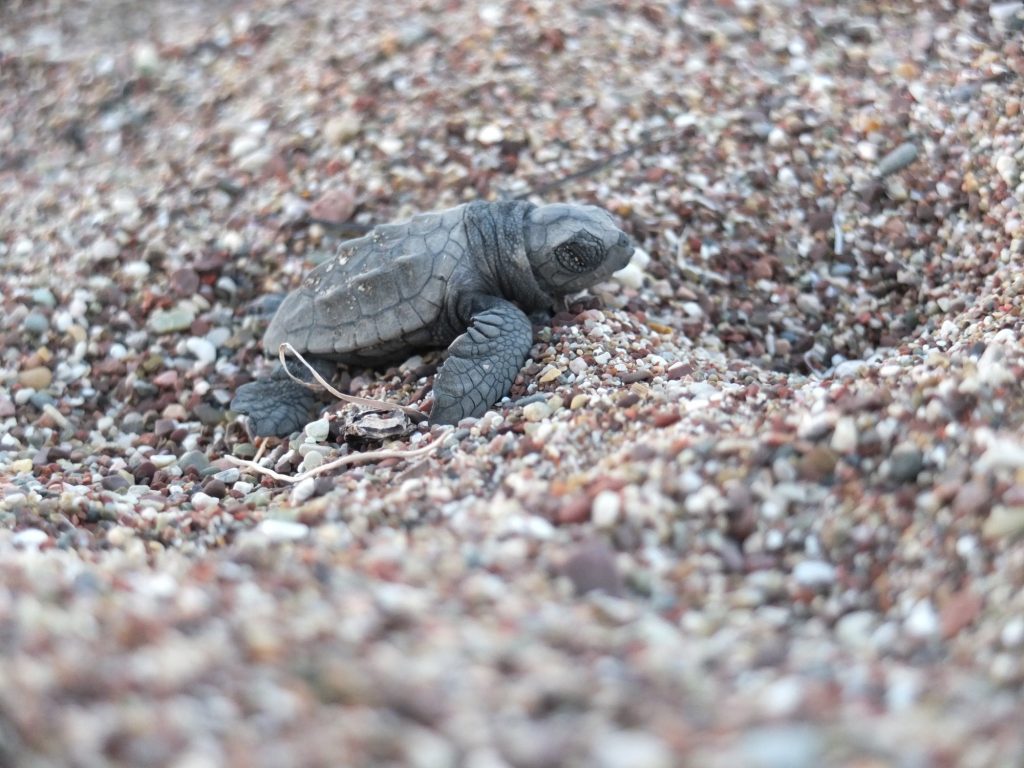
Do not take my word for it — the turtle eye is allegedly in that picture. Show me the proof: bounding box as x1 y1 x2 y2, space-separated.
553 232 602 273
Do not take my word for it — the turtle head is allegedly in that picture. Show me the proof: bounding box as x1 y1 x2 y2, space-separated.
524 204 635 297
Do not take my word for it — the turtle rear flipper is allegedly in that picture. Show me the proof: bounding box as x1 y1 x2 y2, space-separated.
429 296 533 425
230 377 320 438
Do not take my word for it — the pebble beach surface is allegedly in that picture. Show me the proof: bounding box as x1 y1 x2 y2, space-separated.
3 1 1024 765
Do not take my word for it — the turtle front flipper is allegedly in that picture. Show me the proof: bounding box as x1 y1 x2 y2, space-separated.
430 297 534 425
230 357 336 437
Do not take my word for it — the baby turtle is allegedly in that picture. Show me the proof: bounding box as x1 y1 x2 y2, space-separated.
231 200 634 436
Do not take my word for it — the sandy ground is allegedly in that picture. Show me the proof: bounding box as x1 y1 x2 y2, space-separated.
2 1 1024 766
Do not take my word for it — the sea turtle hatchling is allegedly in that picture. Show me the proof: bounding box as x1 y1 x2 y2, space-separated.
230 200 634 436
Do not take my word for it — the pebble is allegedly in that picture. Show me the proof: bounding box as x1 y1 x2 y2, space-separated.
191 492 220 510
31 287 56 307
994 154 1020 187
563 541 621 596
830 417 857 453
300 450 324 473
876 141 919 176
257 518 310 542
982 506 1024 539
212 468 240 484
149 305 198 334
792 560 836 588
305 419 330 442
888 443 924 482
522 401 551 422
18 366 52 389
185 337 218 366
905 599 939 639
476 123 504 145
592 731 672 768
150 454 178 469
323 112 361 145
591 490 621 529
309 187 356 223
737 725 824 768
1002 617 1024 649
22 311 50 334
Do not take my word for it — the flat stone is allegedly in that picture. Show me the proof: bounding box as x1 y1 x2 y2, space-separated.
888 443 924 482
18 366 52 389
178 450 210 472
148 304 197 334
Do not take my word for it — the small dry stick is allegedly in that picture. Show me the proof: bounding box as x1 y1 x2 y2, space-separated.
226 434 444 484
277 342 428 423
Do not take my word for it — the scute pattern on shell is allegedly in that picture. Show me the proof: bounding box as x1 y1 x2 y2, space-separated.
263 205 468 362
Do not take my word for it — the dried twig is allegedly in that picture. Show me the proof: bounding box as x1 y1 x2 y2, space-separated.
226 434 444 484
277 342 428 423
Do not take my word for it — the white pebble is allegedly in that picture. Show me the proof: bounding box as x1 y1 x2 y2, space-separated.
300 450 324 473
185 337 218 366
767 126 788 147
191 492 220 510
522 401 551 422
856 141 877 161
257 518 310 541
591 490 621 529
123 261 151 278
995 154 1020 186
830 417 858 453
792 560 836 587
12 528 48 548
777 166 799 188
904 599 939 639
290 477 317 505
229 134 260 159
592 730 672 768
612 261 645 289
476 123 504 145
305 418 330 442
150 454 178 469
1001 617 1024 649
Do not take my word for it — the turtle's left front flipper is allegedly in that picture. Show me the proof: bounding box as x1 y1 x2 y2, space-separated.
430 296 534 425
230 357 335 438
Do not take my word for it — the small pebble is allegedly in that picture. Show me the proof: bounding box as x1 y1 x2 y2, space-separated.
22 311 50 335
18 366 52 389
258 518 310 541
888 444 924 482
876 141 919 177
792 560 836 588
591 490 621 529
149 305 197 334
522 401 551 422
185 337 218 366
305 419 330 442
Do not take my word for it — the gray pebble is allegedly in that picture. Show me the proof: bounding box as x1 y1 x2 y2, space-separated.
22 311 50 335
193 404 224 426
876 142 919 177
178 450 210 472
28 392 56 409
888 443 924 482
31 287 56 307
122 412 146 434
213 467 241 484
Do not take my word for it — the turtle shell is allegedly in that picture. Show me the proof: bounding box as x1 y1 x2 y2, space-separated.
263 204 469 364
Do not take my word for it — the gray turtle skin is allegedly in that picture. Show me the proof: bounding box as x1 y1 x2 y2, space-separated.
231 200 634 436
